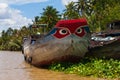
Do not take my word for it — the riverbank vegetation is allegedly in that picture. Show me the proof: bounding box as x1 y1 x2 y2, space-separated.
49 58 120 79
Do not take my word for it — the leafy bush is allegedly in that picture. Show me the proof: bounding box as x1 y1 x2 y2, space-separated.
49 57 120 79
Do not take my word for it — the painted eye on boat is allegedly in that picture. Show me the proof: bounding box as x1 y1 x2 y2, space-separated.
76 28 82 34
59 29 68 35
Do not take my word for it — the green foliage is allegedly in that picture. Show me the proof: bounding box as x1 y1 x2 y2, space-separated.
40 6 61 31
87 0 120 32
49 58 120 79
0 26 30 51
63 0 120 32
63 1 80 19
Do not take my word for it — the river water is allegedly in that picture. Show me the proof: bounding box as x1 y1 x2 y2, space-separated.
0 51 107 80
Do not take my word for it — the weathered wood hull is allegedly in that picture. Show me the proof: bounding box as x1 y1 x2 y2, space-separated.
86 38 120 59
23 35 90 66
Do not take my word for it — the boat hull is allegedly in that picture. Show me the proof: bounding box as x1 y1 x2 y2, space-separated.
86 38 120 59
23 35 90 66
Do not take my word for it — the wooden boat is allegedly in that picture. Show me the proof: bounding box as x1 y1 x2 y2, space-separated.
86 28 120 59
22 18 91 66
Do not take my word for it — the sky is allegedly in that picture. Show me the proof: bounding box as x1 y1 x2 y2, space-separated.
0 0 78 33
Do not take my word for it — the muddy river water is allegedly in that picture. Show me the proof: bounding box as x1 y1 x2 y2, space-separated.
0 51 107 80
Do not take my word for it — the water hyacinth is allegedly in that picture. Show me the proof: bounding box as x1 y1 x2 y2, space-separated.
49 57 120 79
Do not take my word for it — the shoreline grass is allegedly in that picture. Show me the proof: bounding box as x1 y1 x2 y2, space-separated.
48 57 120 79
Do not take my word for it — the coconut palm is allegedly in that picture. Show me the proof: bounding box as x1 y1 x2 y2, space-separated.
63 1 80 19
40 6 61 31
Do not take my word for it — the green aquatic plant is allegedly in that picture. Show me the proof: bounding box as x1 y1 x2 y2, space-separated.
49 57 120 79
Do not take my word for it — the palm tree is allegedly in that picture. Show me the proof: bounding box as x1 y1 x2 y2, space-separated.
34 16 40 24
6 27 13 36
40 6 61 31
74 0 120 32
63 1 80 19
74 0 86 17
74 0 95 17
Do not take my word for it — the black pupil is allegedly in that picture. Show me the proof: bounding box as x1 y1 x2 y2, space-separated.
77 29 81 32
62 30 66 33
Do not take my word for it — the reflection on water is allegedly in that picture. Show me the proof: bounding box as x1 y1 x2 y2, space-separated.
0 51 101 80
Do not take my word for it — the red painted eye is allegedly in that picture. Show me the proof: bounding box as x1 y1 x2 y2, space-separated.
75 27 85 37
76 28 82 34
59 29 68 35
53 28 70 39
